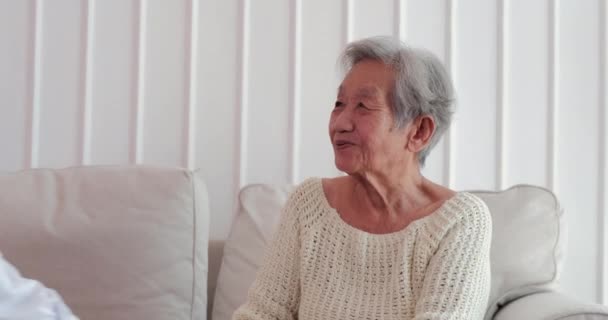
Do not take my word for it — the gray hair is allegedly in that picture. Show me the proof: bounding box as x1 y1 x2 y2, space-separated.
339 36 454 167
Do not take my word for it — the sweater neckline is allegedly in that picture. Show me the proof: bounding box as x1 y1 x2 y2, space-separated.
311 177 464 242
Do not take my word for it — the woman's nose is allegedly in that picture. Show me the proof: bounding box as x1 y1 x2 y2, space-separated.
333 106 354 133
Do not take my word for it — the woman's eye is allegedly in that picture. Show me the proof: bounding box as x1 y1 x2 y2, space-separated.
357 102 368 109
334 101 343 108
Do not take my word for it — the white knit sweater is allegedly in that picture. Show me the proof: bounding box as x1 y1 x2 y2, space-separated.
234 178 492 320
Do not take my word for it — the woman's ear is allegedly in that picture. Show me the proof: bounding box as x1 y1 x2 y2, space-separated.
406 115 436 152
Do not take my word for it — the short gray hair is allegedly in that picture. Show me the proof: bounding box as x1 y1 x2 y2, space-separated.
339 36 454 167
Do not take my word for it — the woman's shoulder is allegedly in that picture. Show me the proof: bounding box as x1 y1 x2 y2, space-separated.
287 177 324 205
444 192 492 233
288 176 349 203
422 192 491 236
282 177 333 226
455 192 491 217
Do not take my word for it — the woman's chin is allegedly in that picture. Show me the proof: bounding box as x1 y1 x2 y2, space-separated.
334 159 358 174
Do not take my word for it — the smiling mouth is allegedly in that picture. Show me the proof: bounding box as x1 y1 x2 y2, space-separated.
335 141 355 149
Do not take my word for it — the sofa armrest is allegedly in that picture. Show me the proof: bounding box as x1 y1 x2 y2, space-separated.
494 291 608 320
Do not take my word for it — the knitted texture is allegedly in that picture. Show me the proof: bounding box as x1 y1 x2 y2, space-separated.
233 178 492 320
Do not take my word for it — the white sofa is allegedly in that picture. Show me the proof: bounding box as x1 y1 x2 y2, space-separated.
0 166 209 319
1 166 607 319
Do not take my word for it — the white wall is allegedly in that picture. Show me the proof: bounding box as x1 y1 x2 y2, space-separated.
0 0 606 305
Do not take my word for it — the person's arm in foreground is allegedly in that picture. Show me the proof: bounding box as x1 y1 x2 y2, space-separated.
0 253 79 320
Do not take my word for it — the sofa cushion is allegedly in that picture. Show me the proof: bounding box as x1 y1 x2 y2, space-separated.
474 186 564 319
212 183 564 320
493 291 608 320
212 184 293 320
0 166 210 320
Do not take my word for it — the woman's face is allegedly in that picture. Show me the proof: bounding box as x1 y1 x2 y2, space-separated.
329 60 410 176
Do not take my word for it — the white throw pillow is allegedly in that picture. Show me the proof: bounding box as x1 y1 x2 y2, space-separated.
0 166 210 320
475 186 565 319
213 183 564 320
212 184 294 320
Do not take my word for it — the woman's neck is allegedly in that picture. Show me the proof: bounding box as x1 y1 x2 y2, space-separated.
350 166 432 219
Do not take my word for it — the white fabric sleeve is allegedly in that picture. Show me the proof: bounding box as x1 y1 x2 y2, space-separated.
0 253 79 320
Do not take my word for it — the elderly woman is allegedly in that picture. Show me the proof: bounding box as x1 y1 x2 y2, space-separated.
234 36 492 319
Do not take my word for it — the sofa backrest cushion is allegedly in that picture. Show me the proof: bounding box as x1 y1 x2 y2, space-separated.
474 186 564 319
0 166 210 320
212 183 564 320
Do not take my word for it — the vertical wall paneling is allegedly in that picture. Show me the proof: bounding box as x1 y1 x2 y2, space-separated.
495 0 508 190
80 0 93 165
600 0 608 305
37 0 84 168
184 0 198 169
0 0 607 301
298 0 345 181
28 0 42 169
245 0 291 185
396 0 406 39
444 0 457 188
26 0 42 169
350 0 396 40
236 0 250 189
548 0 559 191
451 0 497 190
132 0 147 164
405 0 448 184
89 0 136 164
0 1 30 170
344 0 353 44
404 0 448 67
288 0 302 184
558 0 601 303
195 1 240 239
140 0 188 166
505 0 549 188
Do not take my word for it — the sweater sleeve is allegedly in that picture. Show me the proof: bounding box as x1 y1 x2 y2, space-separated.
232 195 301 320
413 197 493 320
